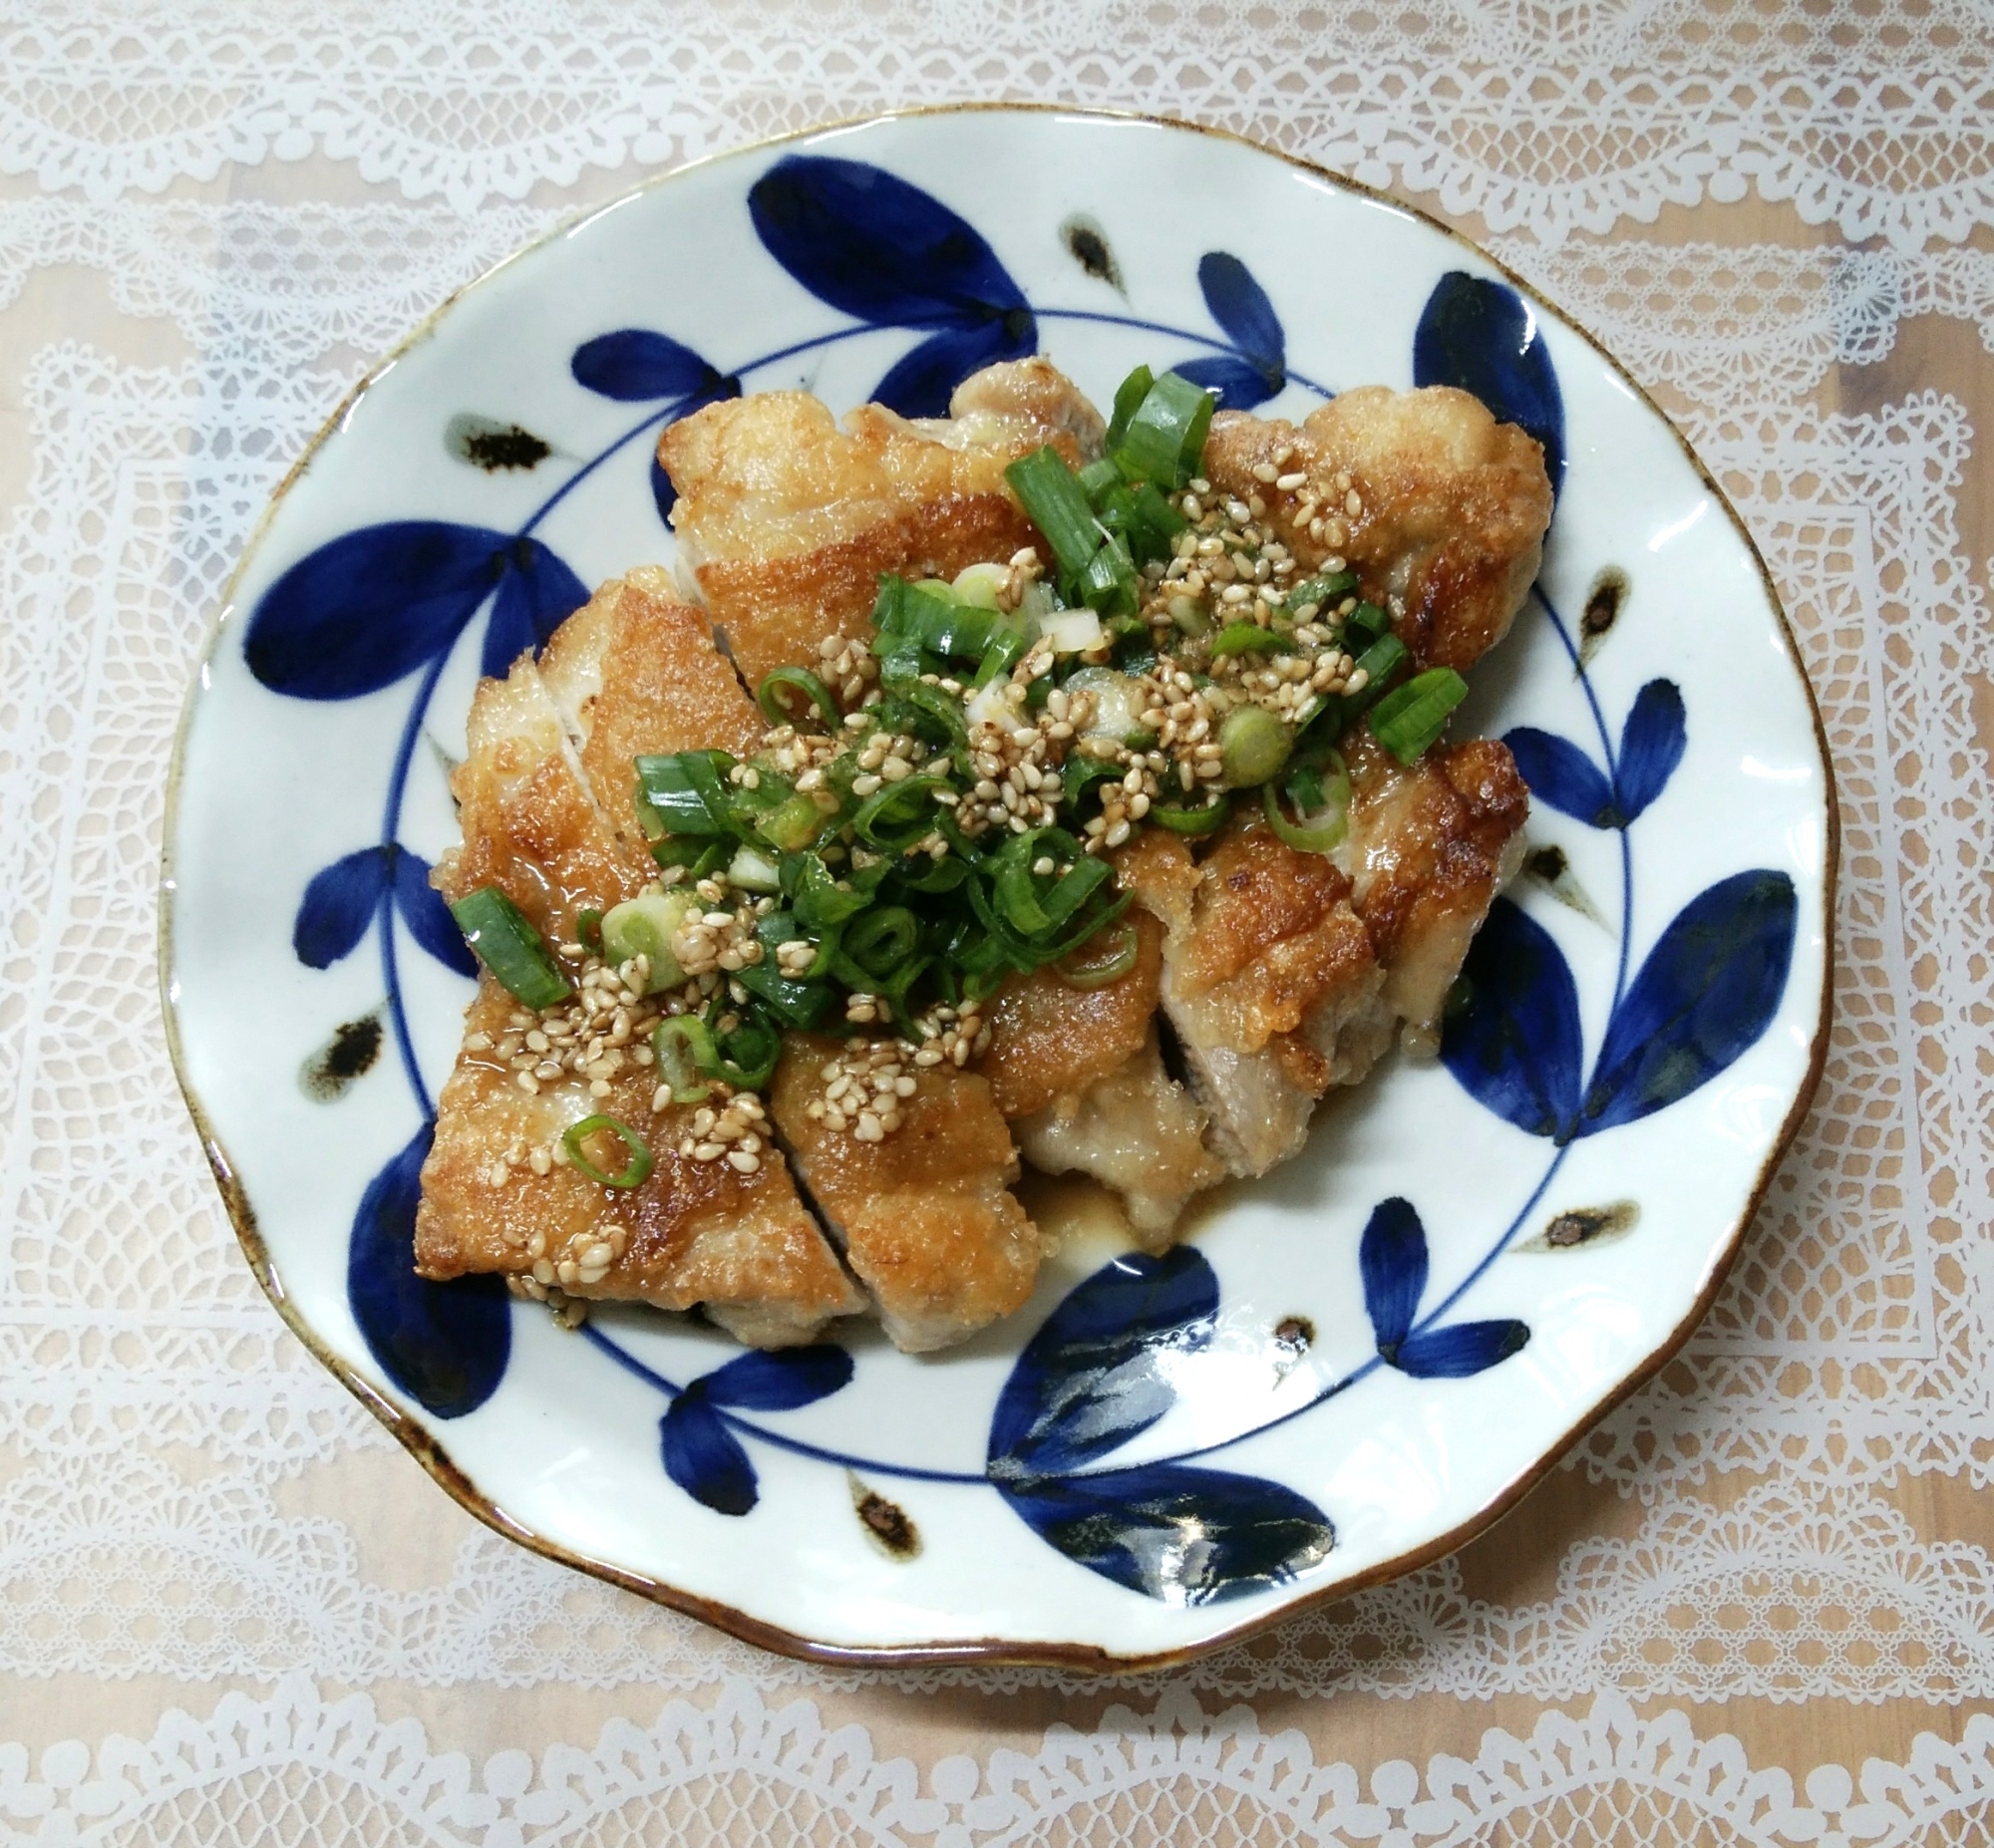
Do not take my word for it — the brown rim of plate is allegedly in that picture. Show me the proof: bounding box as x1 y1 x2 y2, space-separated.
157 101 1839 1674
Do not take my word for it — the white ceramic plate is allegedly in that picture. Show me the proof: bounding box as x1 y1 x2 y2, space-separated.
163 107 1832 1669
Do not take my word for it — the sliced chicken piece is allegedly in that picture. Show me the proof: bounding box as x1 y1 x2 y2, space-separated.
659 356 1104 686
979 911 1165 1121
1344 729 1530 1041
769 1034 1044 1354
1125 820 1390 1178
1013 1030 1224 1251
1200 385 1554 673
535 564 766 850
418 587 865 1345
416 980 866 1346
980 910 1222 1240
432 654 655 944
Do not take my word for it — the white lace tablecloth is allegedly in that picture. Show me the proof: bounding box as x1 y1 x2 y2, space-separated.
4 4 1993 1840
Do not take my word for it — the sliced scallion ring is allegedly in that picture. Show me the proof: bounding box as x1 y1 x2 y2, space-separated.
758 666 840 731
1369 667 1470 764
450 886 571 1009
1054 919 1140 988
1149 796 1230 837
1263 759 1351 854
652 1016 720 1103
561 1114 654 1190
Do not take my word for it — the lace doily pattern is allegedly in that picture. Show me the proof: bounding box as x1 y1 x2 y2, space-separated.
1582 392 1994 1491
3 1679 1994 1847
0 2 1991 245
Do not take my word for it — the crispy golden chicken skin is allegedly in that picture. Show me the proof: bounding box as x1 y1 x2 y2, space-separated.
659 357 1102 686
433 657 654 944
417 981 864 1346
417 582 865 1345
536 565 766 845
979 911 1165 1121
1200 385 1553 672
1145 816 1390 1177
1345 729 1530 1034
981 911 1224 1243
771 1034 1043 1353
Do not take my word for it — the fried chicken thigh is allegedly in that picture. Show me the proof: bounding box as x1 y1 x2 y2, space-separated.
1200 384 1553 672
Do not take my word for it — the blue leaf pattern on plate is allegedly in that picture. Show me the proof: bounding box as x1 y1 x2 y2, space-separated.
1502 726 1618 827
246 522 590 701
1441 897 1585 1139
749 154 1033 331
748 154 1036 413
481 537 590 679
1395 1320 1531 1378
1413 271 1566 498
660 1395 760 1516
695 1345 853 1412
246 521 509 699
391 847 477 977
656 1346 851 1517
1615 679 1687 822
1359 1196 1428 1353
294 846 391 970
1581 869 1798 1135
571 329 734 403
1171 355 1281 412
1173 252 1284 409
995 1462 1333 1605
987 1247 1216 1480
346 1123 509 1418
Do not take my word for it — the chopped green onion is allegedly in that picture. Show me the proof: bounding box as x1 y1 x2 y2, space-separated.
715 1015 782 1090
1263 753 1351 853
727 844 783 893
561 1114 654 1189
843 906 919 980
733 961 840 1029
576 908 603 952
973 622 1033 688
1005 447 1102 583
633 752 735 837
851 775 947 852
1209 621 1295 658
1104 365 1156 452
1369 667 1470 764
599 891 695 991
1113 372 1215 489
1123 480 1189 561
758 666 840 731
1038 852 1113 929
450 887 571 1009
1284 570 1359 615
1077 456 1125 508
1344 631 1410 715
1343 600 1391 649
951 561 1008 608
1219 706 1291 787
879 679 969 758
1078 533 1138 617
1150 796 1230 837
653 1017 719 1103
753 789 825 853
1055 919 1140 988
653 838 729 881
790 853 869 929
